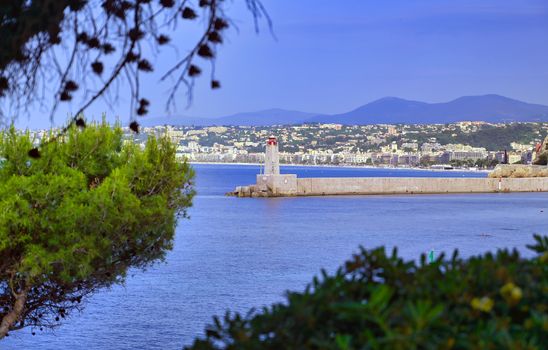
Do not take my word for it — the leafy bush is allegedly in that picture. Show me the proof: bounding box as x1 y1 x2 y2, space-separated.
0 121 194 338
187 236 548 349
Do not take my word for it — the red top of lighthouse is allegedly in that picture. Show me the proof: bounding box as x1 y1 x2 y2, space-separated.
267 136 277 145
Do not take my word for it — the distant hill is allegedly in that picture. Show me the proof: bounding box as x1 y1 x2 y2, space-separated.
308 95 548 124
139 108 319 127
140 95 548 126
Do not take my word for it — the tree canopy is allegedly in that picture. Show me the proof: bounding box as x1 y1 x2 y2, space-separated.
0 0 268 125
0 121 194 339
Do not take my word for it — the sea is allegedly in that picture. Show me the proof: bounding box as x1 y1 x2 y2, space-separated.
3 164 547 349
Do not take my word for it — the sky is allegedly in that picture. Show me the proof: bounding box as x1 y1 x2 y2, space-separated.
12 0 548 128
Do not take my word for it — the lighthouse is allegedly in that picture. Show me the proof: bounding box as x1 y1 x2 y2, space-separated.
264 136 280 175
249 136 297 197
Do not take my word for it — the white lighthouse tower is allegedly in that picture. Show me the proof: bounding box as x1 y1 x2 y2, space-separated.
252 136 297 196
264 135 280 175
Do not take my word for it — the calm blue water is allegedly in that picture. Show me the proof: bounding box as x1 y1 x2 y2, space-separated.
4 164 547 349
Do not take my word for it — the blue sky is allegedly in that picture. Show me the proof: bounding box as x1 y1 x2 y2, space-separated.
14 0 548 128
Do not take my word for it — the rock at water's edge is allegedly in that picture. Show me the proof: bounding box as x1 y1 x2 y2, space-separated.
488 164 548 178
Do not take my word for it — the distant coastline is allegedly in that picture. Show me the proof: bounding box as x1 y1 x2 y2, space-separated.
189 161 491 173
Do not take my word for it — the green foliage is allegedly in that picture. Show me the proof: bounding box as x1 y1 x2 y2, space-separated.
187 235 548 350
414 124 539 151
0 121 194 335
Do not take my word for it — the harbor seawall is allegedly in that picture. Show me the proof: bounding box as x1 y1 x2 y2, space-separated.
230 175 548 197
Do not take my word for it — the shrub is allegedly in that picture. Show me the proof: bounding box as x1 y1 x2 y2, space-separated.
187 235 548 349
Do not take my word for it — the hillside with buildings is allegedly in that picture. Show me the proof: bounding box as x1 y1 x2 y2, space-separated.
127 122 548 168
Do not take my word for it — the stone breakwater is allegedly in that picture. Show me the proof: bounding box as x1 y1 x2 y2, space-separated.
228 169 548 198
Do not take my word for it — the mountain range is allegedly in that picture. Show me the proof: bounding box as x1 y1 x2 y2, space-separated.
139 108 317 127
139 95 548 127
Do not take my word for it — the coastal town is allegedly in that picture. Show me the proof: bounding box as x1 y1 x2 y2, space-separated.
126 121 548 169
